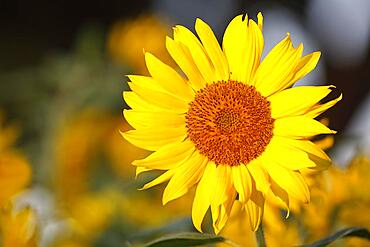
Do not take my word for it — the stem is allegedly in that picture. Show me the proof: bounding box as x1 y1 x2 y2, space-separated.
256 224 267 247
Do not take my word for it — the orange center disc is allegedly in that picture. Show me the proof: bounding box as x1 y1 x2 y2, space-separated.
186 80 274 166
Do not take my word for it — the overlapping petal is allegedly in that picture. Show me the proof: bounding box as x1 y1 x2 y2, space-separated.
232 165 252 203
132 140 195 170
127 80 189 113
264 163 310 203
268 85 335 119
195 18 229 81
274 116 336 139
173 25 217 83
222 14 264 84
144 53 195 101
122 126 186 151
254 34 300 95
124 109 185 129
166 37 206 90
163 151 207 204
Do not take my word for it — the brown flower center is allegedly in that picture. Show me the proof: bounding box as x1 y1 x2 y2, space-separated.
186 80 274 166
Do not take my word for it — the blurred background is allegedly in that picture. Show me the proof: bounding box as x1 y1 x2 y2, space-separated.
0 0 369 246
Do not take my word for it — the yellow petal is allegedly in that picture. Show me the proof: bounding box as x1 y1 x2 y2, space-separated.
195 18 229 81
263 137 317 170
192 163 236 234
314 135 334 151
210 164 233 206
209 164 236 235
128 81 189 113
257 12 263 30
123 109 185 129
121 126 186 151
268 85 335 119
265 163 309 203
304 94 343 118
279 137 332 170
232 165 252 202
268 179 290 213
192 167 211 232
166 37 206 90
274 116 336 139
139 169 176 190
245 189 264 231
174 25 217 83
124 91 160 111
144 53 195 101
135 167 153 177
132 140 195 170
222 14 264 84
247 159 270 195
254 34 303 96
163 151 207 204
290 51 321 84
211 193 236 234
127 75 164 92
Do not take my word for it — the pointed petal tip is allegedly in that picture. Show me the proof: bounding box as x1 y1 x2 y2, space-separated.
338 93 343 101
297 42 304 50
119 130 127 138
162 195 171 205
192 219 204 233
165 35 173 43
214 228 221 235
144 51 153 60
195 17 204 25
313 51 321 57
257 12 263 30
138 186 146 191
122 109 129 118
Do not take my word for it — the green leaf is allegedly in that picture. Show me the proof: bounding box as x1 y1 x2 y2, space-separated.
142 232 226 247
303 227 370 247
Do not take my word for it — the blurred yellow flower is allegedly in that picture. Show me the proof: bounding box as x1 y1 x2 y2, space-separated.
1 205 39 247
218 202 257 247
107 15 173 74
0 153 31 207
54 110 115 200
52 110 154 245
67 192 115 238
123 12 341 234
297 156 370 243
263 204 301 247
119 190 192 227
0 116 31 207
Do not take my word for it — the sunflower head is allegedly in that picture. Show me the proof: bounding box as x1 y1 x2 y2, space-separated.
122 13 342 234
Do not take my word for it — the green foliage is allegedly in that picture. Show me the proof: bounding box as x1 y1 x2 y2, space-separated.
302 227 370 247
142 232 226 247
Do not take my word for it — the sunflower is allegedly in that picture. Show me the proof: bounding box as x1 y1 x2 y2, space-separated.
122 13 342 234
